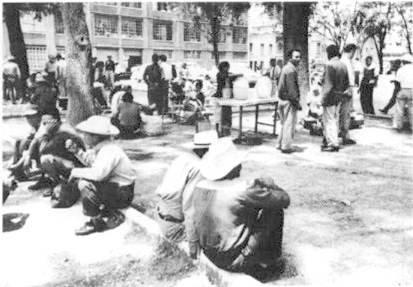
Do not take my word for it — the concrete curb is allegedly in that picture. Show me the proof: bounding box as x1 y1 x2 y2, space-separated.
124 208 265 287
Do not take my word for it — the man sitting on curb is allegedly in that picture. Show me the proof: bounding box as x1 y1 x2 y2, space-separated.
20 114 86 196
188 137 290 273
156 130 218 242
65 116 137 236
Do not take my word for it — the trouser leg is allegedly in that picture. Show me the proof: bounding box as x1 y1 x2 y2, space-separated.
323 105 339 147
221 107 232 137
278 101 297 150
339 97 351 139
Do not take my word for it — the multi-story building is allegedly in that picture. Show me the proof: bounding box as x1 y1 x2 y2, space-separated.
248 4 283 72
4 2 248 73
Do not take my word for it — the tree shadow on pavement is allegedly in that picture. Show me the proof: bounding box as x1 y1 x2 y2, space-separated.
3 213 29 232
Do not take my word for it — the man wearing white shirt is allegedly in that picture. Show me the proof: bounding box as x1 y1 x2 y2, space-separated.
339 44 357 145
66 116 137 235
395 54 413 131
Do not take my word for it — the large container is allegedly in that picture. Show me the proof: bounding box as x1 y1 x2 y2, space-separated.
232 77 249 100
255 76 272 99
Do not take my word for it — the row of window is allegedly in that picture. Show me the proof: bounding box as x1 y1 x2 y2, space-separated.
25 45 246 71
249 43 278 57
95 2 142 8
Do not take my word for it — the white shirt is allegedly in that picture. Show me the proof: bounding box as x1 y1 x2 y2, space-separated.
341 55 355 86
71 140 136 186
111 91 125 116
56 60 66 80
396 63 413 89
160 61 173 81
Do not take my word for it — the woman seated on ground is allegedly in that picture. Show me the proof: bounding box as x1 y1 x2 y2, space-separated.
111 92 142 139
182 81 205 125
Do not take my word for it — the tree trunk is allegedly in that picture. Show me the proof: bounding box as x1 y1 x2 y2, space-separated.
3 4 30 85
283 2 311 106
62 3 95 126
211 16 220 67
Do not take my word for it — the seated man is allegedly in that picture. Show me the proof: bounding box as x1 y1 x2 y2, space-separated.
188 137 290 273
111 92 142 139
17 114 86 196
156 130 218 242
65 116 137 236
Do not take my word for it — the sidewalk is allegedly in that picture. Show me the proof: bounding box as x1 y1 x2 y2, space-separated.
2 109 413 285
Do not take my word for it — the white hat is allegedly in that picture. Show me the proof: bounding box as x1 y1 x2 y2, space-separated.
35 73 47 83
76 115 119 136
400 54 413 63
200 137 247 180
194 130 218 149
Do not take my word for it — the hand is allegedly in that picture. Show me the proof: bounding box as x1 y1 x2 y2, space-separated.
189 242 200 260
65 139 79 154
77 179 96 194
44 119 59 134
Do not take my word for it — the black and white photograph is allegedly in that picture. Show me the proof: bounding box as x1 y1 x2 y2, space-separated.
2 1 412 286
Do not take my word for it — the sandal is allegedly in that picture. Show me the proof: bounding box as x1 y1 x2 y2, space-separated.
75 218 105 236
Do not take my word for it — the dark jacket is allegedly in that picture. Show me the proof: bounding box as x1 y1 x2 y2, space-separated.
322 57 350 107
278 61 300 104
143 64 163 91
32 82 58 115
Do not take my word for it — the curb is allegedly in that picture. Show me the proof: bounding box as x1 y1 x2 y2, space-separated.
124 208 265 287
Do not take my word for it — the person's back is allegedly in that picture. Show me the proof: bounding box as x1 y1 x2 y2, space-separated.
117 102 141 127
323 57 349 106
33 82 57 113
3 61 20 78
191 177 290 271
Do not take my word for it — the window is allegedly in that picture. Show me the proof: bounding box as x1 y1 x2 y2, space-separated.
54 10 64 34
153 50 173 59
56 47 65 56
20 13 45 33
153 20 173 41
211 52 226 60
26 45 47 72
218 28 226 43
183 23 201 42
94 14 118 37
233 52 247 60
249 43 253 53
96 2 117 6
260 44 264 56
316 42 322 56
121 2 142 8
121 17 143 39
269 44 273 55
232 27 247 44
184 51 201 59
157 2 172 12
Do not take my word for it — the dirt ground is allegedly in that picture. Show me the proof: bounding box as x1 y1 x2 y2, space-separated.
2 110 413 285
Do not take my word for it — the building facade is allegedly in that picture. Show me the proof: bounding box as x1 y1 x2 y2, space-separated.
7 2 248 73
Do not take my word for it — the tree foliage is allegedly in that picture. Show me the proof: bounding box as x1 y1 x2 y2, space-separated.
175 2 250 66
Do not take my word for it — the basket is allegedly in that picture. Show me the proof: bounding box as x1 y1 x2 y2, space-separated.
141 114 164 136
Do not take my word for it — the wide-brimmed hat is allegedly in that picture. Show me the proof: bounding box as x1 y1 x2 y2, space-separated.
194 130 218 149
200 137 247 180
400 54 413 63
76 115 119 136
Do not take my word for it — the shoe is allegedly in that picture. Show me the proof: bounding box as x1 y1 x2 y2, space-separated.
75 218 106 236
42 189 53 197
342 138 357 145
28 177 53 190
379 109 387 115
321 146 340 152
281 148 296 154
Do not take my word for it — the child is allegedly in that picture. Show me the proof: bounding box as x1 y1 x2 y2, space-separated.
306 87 323 136
183 81 205 125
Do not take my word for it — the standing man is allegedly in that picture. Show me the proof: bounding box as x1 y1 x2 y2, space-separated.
105 55 116 91
394 54 413 131
3 55 21 104
143 54 163 114
339 44 357 145
66 116 137 235
277 49 302 153
56 54 67 100
159 54 174 115
265 58 282 98
44 55 57 88
321 45 350 152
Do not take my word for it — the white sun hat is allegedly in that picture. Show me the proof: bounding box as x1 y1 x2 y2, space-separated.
193 130 218 149
200 137 247 180
76 115 119 136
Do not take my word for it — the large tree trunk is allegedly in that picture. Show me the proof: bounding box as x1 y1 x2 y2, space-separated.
283 2 311 107
62 3 95 126
211 16 220 67
3 4 29 86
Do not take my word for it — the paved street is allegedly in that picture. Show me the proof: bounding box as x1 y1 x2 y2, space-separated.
2 103 412 285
